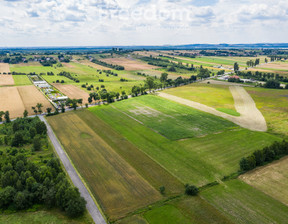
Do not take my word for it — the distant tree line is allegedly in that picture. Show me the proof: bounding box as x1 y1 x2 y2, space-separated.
40 58 57 67
240 140 288 172
237 71 288 83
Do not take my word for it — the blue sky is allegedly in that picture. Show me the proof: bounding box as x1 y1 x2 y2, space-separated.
0 0 287 47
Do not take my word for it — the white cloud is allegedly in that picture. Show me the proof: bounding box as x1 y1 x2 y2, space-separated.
0 0 287 46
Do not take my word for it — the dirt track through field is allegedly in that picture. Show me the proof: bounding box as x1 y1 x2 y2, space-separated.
158 86 267 131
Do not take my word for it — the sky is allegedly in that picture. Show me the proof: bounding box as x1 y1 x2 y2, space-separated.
0 0 287 47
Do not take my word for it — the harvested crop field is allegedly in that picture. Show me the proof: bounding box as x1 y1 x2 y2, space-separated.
0 75 14 86
0 63 14 85
17 85 53 115
240 156 288 206
0 86 52 118
0 87 25 118
47 112 161 221
53 84 90 104
259 61 288 70
100 57 159 71
0 63 10 74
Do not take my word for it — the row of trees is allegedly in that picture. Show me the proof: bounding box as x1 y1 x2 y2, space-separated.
240 140 288 172
57 71 79 83
246 58 260 67
91 58 125 70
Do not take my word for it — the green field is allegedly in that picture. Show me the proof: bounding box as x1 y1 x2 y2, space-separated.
89 96 279 185
12 75 32 86
246 87 288 136
0 209 93 224
163 83 237 111
107 95 236 140
78 110 184 196
10 62 144 94
47 112 161 221
201 180 288 224
117 196 233 224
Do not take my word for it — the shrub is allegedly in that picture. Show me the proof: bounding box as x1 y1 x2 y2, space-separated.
185 184 199 196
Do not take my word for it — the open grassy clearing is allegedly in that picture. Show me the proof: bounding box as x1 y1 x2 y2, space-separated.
0 209 93 224
163 83 236 112
108 95 236 140
12 75 32 85
240 156 288 206
78 110 183 196
10 63 61 74
246 87 288 136
47 113 161 221
201 179 288 224
117 196 233 224
90 97 279 185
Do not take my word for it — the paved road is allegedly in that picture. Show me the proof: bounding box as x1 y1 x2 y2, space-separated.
39 116 107 224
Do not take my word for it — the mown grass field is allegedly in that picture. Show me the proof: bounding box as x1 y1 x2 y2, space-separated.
0 209 93 224
117 196 233 224
163 83 237 112
47 112 161 221
246 87 288 136
78 110 184 196
108 95 236 140
201 180 288 224
90 95 279 185
12 75 32 86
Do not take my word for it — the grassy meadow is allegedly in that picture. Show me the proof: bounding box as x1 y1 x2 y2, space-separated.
201 180 288 224
89 95 279 185
108 95 236 140
12 75 32 86
246 87 288 136
0 209 93 224
163 83 237 113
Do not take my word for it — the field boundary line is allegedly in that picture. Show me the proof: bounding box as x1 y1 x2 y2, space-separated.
40 116 107 224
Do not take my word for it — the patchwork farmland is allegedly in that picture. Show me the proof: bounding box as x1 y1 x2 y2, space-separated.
1 48 288 224
0 85 53 118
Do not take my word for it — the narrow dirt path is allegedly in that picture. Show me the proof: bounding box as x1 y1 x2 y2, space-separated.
40 116 107 224
158 86 267 132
